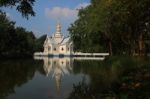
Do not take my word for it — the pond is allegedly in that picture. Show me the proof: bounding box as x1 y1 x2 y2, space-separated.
0 56 149 99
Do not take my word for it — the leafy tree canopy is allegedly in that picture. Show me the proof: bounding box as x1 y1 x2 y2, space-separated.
68 0 150 55
0 11 46 58
0 0 35 19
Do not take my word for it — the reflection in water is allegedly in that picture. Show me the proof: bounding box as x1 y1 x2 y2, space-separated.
69 57 150 99
0 57 149 99
0 60 43 99
43 57 74 94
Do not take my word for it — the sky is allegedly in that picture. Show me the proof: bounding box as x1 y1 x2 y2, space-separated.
2 0 90 37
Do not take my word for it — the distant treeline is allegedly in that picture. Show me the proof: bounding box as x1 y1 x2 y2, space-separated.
68 0 150 56
0 11 46 58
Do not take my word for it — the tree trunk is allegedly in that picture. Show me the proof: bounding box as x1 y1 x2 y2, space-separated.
108 40 112 56
138 33 145 56
104 32 113 56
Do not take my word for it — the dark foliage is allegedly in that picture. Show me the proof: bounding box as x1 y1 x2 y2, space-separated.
68 0 150 55
0 11 44 58
0 0 35 19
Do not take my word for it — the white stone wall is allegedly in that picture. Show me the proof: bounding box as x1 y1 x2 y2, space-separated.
43 37 73 55
52 45 59 54
59 45 67 54
54 37 63 44
48 44 52 54
44 45 48 53
44 43 73 55
66 43 73 54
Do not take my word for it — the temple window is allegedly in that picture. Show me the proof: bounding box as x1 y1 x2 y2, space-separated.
61 47 64 51
48 46 51 51
54 48 56 51
48 61 51 65
67 61 69 65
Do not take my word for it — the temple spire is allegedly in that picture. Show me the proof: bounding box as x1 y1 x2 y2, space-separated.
54 21 63 38
56 22 61 34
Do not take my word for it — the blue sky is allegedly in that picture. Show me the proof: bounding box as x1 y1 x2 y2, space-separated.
2 0 90 37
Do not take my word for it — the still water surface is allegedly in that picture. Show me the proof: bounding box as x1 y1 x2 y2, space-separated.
0 57 150 99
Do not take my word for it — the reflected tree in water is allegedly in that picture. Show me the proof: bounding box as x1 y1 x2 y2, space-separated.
68 77 92 99
0 60 43 99
69 57 150 99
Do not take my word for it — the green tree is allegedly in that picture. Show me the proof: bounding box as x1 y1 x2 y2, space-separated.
68 0 150 55
35 35 47 52
0 11 38 58
0 0 35 18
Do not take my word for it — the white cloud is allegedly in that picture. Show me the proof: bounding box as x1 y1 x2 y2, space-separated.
75 2 90 9
45 7 78 19
32 28 42 37
45 2 90 20
0 12 11 18
6 12 11 18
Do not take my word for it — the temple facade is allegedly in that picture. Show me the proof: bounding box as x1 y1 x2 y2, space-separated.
43 22 73 56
